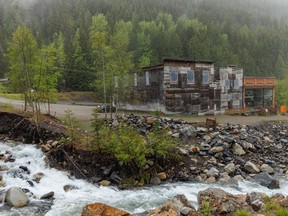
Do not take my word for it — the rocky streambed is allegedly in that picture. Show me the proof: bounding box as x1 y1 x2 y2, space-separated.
1 112 288 215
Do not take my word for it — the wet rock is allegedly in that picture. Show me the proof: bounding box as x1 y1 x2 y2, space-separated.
33 172 44 183
81 203 131 216
150 177 161 185
41 145 51 152
147 194 197 216
0 165 9 171
98 180 111 187
198 188 253 215
244 161 260 174
5 187 29 208
206 176 216 183
233 175 244 181
253 172 280 189
40 191 54 200
109 172 122 184
260 164 274 174
157 172 167 180
63 184 78 192
246 192 266 211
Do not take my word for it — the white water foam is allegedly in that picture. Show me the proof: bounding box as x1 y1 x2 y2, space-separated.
0 141 288 216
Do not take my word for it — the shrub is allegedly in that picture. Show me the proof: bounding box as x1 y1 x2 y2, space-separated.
233 209 252 216
98 124 148 169
199 200 212 216
147 129 178 158
277 209 288 216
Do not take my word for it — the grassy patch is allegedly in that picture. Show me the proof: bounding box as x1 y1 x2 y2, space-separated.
0 102 14 111
57 91 98 102
0 93 24 100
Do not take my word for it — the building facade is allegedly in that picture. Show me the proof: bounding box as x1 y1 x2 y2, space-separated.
130 58 275 114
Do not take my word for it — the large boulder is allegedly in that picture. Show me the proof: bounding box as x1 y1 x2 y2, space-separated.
5 187 29 208
198 188 254 215
81 203 130 216
253 172 280 189
147 194 197 216
244 161 260 174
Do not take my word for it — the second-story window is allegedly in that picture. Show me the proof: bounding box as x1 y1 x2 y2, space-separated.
202 70 209 84
187 70 195 84
234 79 239 89
225 80 230 90
170 70 178 84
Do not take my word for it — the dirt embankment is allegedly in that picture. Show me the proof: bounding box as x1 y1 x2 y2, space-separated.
0 111 65 143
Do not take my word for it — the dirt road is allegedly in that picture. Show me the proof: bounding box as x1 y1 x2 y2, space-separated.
1 97 288 125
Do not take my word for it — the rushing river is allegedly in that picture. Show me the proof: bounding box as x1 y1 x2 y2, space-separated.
1 141 288 216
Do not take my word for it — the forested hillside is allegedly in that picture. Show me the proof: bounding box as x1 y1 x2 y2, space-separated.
1 0 288 91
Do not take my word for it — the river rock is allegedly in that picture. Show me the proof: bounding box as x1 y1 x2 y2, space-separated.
244 161 260 173
147 194 197 216
98 180 111 187
5 187 29 208
0 165 9 171
233 143 246 155
206 176 216 183
33 172 44 183
81 202 131 216
198 188 253 215
40 191 54 200
209 146 223 154
233 175 244 181
253 172 280 189
224 163 236 174
146 116 154 125
150 177 161 185
260 164 274 174
157 172 167 180
206 167 219 177
63 185 78 192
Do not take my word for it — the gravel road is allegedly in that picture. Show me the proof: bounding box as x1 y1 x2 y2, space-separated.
1 97 287 125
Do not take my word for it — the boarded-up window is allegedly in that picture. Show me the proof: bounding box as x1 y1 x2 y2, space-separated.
170 70 178 84
187 70 195 84
145 71 149 86
234 79 239 89
202 70 209 84
225 80 230 90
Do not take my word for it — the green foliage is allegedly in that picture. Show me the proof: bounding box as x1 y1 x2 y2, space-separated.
277 209 288 216
97 124 148 169
264 198 288 216
90 112 180 170
147 129 178 158
233 209 252 216
64 109 80 140
199 200 212 216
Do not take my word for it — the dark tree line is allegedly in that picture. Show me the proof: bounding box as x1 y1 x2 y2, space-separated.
1 0 288 91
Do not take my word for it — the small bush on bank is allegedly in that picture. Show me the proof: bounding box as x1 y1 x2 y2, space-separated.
233 209 251 216
89 111 181 171
199 200 212 216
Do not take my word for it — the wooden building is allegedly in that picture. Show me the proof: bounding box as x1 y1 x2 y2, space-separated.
130 58 275 115
131 58 243 114
243 77 276 109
